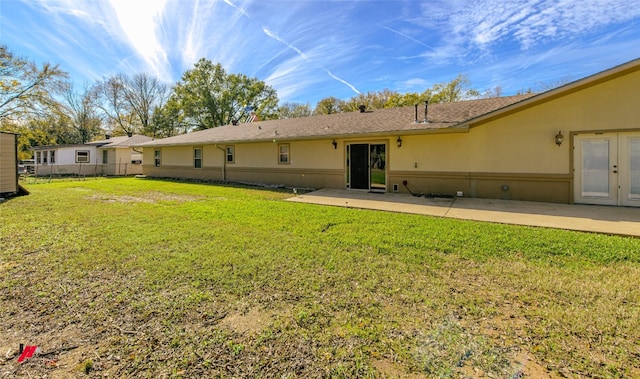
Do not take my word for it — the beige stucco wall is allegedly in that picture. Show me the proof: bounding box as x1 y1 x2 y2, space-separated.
101 148 144 176
142 66 639 204
469 68 640 174
390 133 469 172
143 140 346 187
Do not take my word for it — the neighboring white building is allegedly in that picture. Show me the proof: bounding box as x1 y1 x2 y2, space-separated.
32 134 153 176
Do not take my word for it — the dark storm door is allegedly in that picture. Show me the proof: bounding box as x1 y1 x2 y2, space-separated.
350 144 369 189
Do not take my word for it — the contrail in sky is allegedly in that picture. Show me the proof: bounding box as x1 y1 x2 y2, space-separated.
380 24 434 49
224 0 360 95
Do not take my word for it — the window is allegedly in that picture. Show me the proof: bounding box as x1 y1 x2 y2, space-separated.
36 151 41 164
103 150 108 164
278 144 290 164
76 150 90 163
154 149 161 167
194 148 202 168
226 146 235 163
50 150 55 164
42 151 48 164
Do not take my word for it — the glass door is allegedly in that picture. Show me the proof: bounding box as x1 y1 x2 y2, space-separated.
620 134 640 206
574 133 640 207
370 144 386 192
349 144 369 190
347 143 387 191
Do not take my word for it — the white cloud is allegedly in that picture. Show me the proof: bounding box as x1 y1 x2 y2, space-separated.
107 0 170 80
417 0 640 60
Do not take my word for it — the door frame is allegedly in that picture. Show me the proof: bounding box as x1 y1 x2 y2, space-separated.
573 132 640 207
346 141 388 192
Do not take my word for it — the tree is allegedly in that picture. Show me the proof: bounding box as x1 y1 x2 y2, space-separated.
384 91 422 108
171 59 278 130
277 102 313 119
314 96 343 115
63 83 103 143
339 89 399 112
425 74 480 103
151 95 189 138
482 85 503 98
312 75 481 116
536 76 573 92
124 73 169 135
0 45 68 122
92 74 137 135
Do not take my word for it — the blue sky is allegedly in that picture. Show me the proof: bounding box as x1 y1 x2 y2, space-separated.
1 0 639 106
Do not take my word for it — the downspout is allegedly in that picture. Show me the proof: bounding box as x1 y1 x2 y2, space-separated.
215 144 226 181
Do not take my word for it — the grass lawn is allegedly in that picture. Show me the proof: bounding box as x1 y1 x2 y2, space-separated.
1 177 639 378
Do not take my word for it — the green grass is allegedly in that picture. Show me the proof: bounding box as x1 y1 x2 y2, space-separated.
1 177 639 378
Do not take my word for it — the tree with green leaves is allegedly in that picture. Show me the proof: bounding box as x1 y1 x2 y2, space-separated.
277 102 313 119
170 59 278 129
150 95 189 138
313 75 481 115
313 96 343 115
425 74 480 103
0 44 68 122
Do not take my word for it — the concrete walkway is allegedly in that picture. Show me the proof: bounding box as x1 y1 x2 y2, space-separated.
286 188 640 237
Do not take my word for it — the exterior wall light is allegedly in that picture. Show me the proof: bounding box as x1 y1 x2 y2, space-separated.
332 140 337 149
397 136 402 148
555 131 564 146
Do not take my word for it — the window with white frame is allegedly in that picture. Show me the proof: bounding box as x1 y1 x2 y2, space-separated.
154 149 161 167
226 146 235 163
194 148 202 168
103 150 108 164
76 150 90 163
42 151 48 164
36 151 41 164
278 143 290 164
50 150 55 164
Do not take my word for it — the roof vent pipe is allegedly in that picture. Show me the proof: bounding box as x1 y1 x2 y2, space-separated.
424 100 429 123
105 134 110 140
414 104 418 123
127 132 133 138
359 104 366 113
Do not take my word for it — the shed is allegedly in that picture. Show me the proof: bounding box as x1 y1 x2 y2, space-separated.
0 132 19 197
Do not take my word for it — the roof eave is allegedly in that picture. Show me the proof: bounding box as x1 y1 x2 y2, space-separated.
465 57 640 127
134 124 468 147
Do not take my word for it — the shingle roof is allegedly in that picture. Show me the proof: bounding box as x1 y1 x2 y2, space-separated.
91 134 154 147
138 95 533 147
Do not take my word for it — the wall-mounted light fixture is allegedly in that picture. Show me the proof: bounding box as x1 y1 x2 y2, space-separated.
397 136 402 148
555 130 564 146
332 140 337 149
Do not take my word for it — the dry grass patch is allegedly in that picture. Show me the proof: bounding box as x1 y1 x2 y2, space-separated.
1 178 639 378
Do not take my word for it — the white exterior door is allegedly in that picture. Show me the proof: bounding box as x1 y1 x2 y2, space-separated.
574 132 640 207
619 134 640 206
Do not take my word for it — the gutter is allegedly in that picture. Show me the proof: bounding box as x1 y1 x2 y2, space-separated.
138 126 470 148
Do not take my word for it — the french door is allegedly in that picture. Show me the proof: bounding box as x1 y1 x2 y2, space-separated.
574 132 640 206
347 143 386 192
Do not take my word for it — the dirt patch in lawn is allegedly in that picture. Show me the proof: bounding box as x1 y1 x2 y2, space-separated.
86 191 205 204
219 308 275 336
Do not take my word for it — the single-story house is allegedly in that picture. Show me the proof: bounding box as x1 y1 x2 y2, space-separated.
0 131 19 197
32 134 153 176
138 58 640 207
